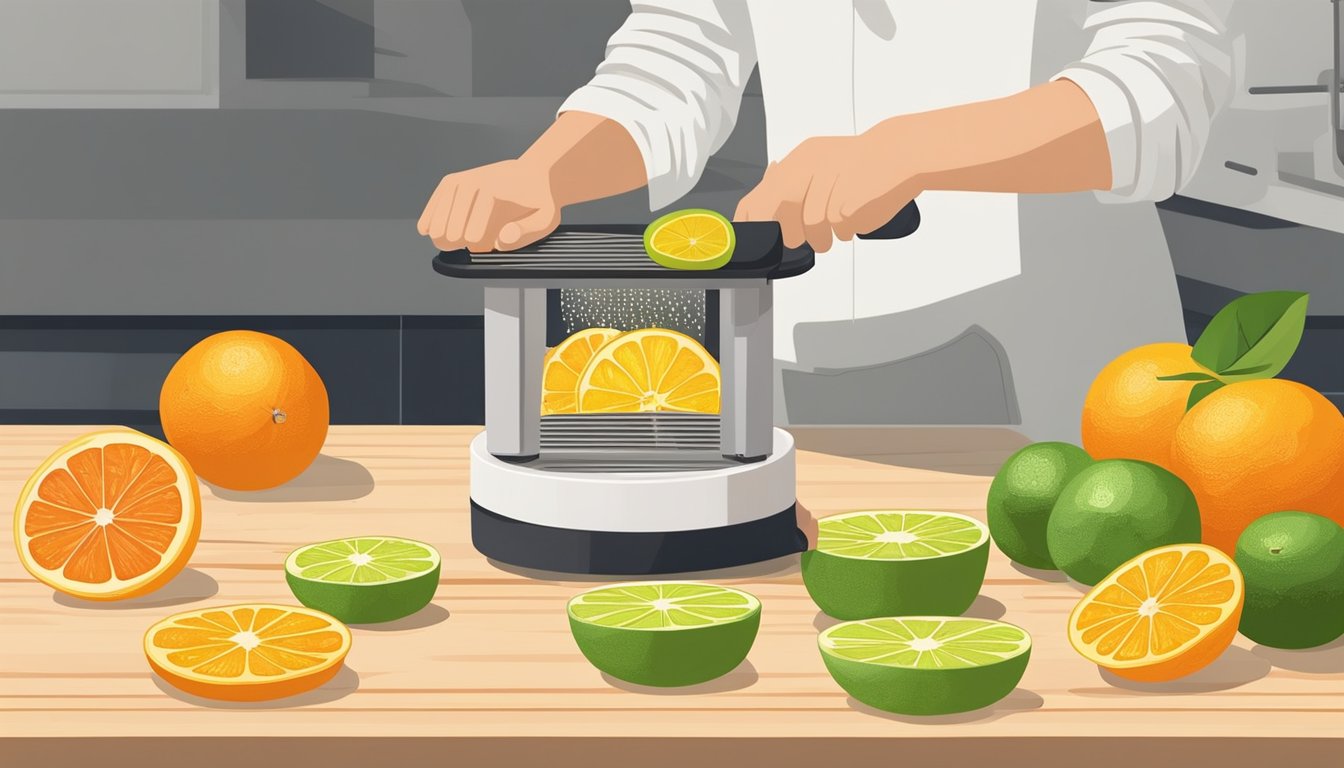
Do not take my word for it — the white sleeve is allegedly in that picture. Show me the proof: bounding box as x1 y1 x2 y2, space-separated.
558 1 757 210
1053 0 1234 203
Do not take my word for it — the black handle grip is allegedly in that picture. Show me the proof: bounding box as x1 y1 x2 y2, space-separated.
857 200 921 240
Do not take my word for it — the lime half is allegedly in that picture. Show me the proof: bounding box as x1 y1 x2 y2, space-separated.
285 536 441 624
820 617 1032 715
802 511 990 620
643 209 736 271
567 582 760 687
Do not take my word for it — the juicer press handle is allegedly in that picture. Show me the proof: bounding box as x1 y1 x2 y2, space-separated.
856 200 921 240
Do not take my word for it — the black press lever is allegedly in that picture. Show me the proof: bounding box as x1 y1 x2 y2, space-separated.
856 200 921 240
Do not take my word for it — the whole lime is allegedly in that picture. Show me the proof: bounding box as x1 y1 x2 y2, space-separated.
986 442 1093 570
1046 459 1201 585
1235 511 1344 649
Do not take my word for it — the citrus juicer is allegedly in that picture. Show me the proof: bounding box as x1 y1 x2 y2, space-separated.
433 202 920 575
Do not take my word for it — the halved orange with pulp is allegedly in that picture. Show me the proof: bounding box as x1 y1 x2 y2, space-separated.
14 430 201 601
542 327 621 415
145 603 351 702
576 328 720 413
1068 543 1244 682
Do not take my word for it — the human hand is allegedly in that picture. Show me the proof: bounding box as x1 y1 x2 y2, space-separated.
417 158 561 252
734 127 923 252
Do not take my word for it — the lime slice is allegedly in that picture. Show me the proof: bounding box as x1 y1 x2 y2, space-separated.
820 617 1032 715
802 511 990 620
567 582 761 687
284 536 441 624
643 209 736 271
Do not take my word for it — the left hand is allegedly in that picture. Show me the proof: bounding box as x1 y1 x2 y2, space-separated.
734 128 923 253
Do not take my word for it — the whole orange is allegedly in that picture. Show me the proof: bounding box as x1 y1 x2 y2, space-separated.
1081 342 1202 470
1171 379 1344 555
159 331 329 491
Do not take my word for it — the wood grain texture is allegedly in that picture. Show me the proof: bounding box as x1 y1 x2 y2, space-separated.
2 425 1341 763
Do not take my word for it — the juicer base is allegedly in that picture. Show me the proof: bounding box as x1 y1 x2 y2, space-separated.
469 500 807 575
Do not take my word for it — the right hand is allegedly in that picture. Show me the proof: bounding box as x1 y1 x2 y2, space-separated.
417 159 561 252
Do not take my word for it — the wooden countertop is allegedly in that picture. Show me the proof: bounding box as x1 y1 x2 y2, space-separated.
3 426 1341 766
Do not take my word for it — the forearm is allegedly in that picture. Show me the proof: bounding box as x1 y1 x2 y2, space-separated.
520 111 647 208
874 79 1112 195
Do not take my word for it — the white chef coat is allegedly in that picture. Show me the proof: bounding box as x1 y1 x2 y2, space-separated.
559 0 1234 440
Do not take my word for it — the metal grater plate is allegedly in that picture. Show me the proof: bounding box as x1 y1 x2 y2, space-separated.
471 233 651 271
541 413 721 449
533 413 735 472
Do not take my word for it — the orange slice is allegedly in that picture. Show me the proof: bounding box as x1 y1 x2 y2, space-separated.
14 430 202 601
576 328 720 414
541 327 621 415
1068 543 1244 682
145 603 352 702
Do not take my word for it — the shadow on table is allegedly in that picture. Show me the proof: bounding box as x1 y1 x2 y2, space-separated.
1252 636 1344 674
1010 561 1070 583
811 594 1006 633
206 454 374 503
152 665 360 709
847 687 1044 724
488 554 800 584
1071 646 1271 695
54 568 219 610
350 603 450 632
601 660 758 695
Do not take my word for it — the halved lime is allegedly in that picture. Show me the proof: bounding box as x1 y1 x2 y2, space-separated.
643 209 736 271
802 510 989 620
567 582 760 687
820 617 1032 715
284 536 441 624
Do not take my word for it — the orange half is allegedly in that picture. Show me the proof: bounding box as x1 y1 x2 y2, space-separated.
145 603 351 702
576 328 720 414
14 430 201 601
1068 543 1243 682
541 327 621 415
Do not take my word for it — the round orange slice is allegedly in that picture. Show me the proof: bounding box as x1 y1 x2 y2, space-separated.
1068 543 1244 682
14 430 201 601
541 327 621 415
576 328 720 414
145 603 352 702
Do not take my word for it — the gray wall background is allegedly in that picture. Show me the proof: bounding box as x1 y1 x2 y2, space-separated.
0 0 1341 426
0 0 766 316
1 0 1340 316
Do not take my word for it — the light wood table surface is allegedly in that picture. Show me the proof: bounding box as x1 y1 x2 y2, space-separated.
3 425 1341 766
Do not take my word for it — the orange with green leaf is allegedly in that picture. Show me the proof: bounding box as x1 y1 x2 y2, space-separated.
1082 291 1344 556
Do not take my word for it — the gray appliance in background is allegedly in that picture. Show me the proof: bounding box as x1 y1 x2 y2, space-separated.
1159 0 1344 408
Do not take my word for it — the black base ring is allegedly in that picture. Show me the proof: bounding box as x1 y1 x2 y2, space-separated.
470 500 806 575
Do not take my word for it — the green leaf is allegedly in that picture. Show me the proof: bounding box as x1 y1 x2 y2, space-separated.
1191 291 1309 381
1156 371 1218 382
1218 363 1273 377
1187 380 1225 411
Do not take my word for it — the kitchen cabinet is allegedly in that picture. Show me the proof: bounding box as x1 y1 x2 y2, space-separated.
0 0 218 108
2 425 1339 766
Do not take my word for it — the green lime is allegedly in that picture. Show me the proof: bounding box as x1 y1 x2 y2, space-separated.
987 441 1093 570
820 617 1032 715
642 209 736 270
284 536 441 624
1235 511 1344 649
567 582 760 687
802 511 989 620
1046 459 1201 585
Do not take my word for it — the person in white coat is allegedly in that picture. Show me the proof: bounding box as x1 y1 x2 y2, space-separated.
418 1 1235 441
